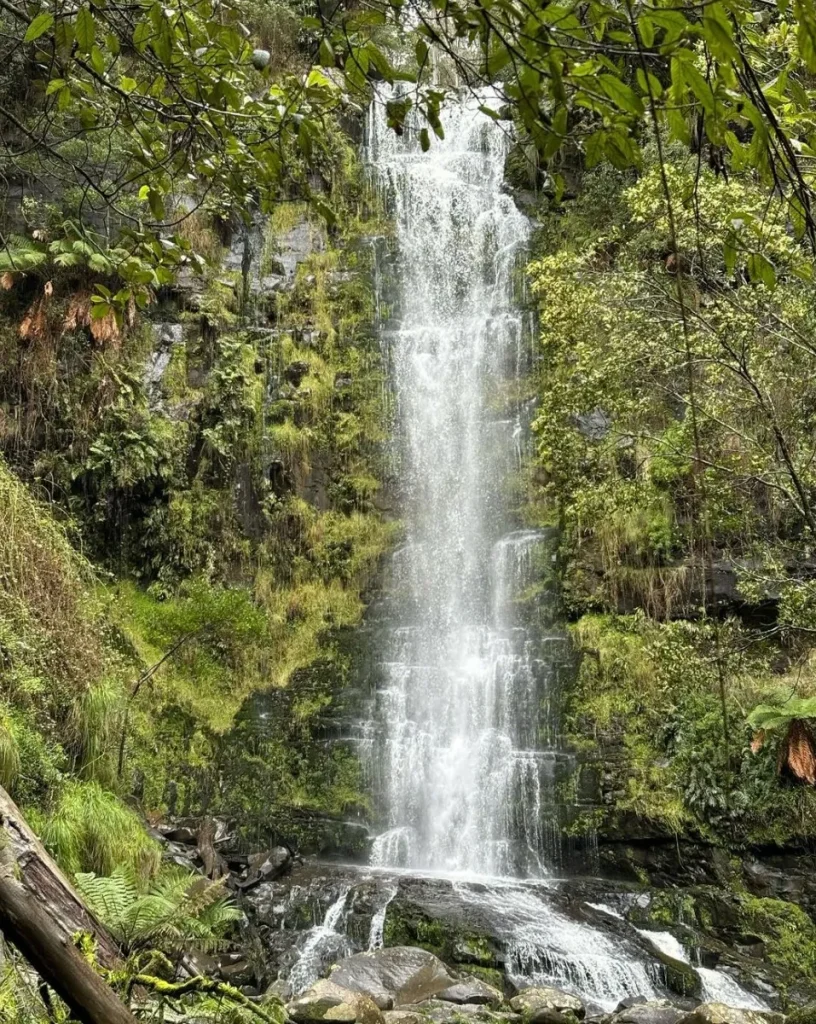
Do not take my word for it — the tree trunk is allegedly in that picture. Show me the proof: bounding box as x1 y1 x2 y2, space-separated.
0 785 138 1024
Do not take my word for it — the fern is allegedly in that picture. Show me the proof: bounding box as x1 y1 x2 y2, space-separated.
76 865 241 956
0 238 47 273
76 865 139 923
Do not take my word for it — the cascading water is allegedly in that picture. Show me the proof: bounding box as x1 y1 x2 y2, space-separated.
261 91 772 1014
364 88 564 879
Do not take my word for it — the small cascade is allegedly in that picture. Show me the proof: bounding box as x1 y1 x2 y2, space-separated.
367 884 398 950
637 930 768 1011
449 880 658 1011
288 888 352 995
698 968 768 1010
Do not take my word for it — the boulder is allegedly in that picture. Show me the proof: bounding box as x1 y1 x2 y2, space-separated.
288 979 385 1024
437 979 503 1009
238 846 292 890
612 1001 685 1024
639 942 701 1001
330 947 457 1010
383 1013 428 1024
411 1002 519 1024
509 987 585 1023
677 1005 771 1024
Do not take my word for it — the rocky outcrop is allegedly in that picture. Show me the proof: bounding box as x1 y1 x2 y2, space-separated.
329 948 456 1010
609 1000 686 1024
676 1004 778 1024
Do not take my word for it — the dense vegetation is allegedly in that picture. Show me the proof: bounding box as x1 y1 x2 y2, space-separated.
5 0 816 1014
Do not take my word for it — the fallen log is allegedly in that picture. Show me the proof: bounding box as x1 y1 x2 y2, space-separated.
0 784 138 1024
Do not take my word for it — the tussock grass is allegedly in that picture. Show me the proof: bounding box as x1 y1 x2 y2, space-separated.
42 780 160 878
0 456 105 694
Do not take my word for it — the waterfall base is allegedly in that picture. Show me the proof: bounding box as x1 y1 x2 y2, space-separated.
243 860 775 1013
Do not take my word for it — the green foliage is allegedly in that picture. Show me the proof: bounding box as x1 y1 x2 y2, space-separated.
567 613 816 841
41 780 160 877
749 697 816 733
318 0 816 284
76 865 240 955
2 0 348 313
115 578 271 733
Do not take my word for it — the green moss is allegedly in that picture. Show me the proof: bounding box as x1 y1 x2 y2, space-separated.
456 965 507 991
383 904 499 968
740 896 816 996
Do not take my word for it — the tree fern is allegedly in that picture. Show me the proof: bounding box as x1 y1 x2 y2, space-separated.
76 865 241 955
749 697 816 784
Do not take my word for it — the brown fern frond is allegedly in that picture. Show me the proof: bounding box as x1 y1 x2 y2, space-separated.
63 292 92 333
90 309 120 348
786 720 816 785
0 273 14 290
750 730 766 754
19 297 47 341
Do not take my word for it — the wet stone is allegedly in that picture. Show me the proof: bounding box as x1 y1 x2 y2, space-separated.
384 1013 429 1024
330 947 456 1010
610 1001 686 1024
288 980 385 1024
437 979 503 1008
677 1005 775 1024
412 1001 520 1024
510 987 585 1022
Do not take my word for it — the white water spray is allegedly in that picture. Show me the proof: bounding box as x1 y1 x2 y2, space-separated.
365 88 561 878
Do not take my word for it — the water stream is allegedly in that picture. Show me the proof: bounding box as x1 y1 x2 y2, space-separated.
364 86 560 879
279 91 767 1013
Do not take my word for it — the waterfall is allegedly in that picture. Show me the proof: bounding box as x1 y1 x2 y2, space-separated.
365 88 564 878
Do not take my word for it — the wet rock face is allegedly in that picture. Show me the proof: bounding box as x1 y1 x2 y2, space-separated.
329 947 456 1010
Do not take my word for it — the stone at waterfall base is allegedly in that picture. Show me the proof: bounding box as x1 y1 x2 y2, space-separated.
287 979 385 1024
609 1000 685 1024
510 987 586 1023
383 1012 429 1024
677 1004 782 1024
437 979 504 1009
329 947 456 1010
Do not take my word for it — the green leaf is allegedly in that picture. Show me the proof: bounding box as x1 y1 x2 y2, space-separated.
45 78 66 95
25 11 54 42
638 14 655 48
318 37 334 67
120 76 138 94
76 6 96 53
90 44 104 74
597 74 644 115
419 127 430 152
703 8 739 61
746 252 776 289
133 21 150 51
